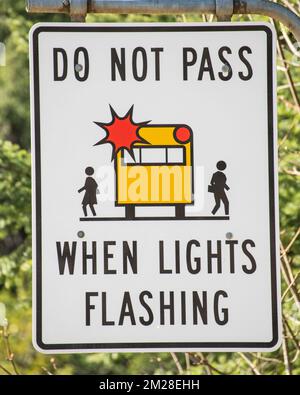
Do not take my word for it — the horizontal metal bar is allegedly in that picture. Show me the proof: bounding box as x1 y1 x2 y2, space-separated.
26 0 67 13
26 0 300 42
26 0 216 14
89 0 216 14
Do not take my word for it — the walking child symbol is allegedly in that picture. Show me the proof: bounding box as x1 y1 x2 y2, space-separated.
209 161 230 215
78 167 98 217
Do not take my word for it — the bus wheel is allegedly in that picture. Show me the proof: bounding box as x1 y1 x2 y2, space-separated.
175 205 185 218
125 205 135 219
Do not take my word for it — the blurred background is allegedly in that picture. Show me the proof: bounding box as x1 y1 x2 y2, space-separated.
0 0 299 375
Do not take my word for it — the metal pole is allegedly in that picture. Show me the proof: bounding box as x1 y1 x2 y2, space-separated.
235 0 300 42
26 0 300 42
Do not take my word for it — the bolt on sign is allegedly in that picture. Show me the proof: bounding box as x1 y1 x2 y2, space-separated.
29 22 281 353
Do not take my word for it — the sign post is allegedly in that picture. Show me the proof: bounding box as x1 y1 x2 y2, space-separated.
30 23 281 352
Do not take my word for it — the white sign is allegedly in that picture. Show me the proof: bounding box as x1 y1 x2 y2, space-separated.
30 22 281 353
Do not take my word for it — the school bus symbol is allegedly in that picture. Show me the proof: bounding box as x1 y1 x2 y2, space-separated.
116 124 194 219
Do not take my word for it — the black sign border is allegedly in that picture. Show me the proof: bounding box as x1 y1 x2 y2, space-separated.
31 24 279 351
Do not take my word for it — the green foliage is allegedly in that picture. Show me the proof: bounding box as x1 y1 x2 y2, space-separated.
0 0 69 148
0 2 299 376
0 141 31 291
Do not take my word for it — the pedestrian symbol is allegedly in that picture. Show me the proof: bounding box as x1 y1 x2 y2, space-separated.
209 161 230 216
78 167 98 217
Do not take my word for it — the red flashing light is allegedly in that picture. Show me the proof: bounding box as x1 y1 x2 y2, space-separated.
174 127 191 143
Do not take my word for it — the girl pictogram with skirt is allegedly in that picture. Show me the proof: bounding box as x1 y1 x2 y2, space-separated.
78 167 98 216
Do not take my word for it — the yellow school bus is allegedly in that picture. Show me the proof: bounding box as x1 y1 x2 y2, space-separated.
115 124 194 218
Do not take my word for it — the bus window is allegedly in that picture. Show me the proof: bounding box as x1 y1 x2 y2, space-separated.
166 147 184 164
141 147 166 164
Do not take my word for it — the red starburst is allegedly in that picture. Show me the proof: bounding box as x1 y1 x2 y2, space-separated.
94 105 150 161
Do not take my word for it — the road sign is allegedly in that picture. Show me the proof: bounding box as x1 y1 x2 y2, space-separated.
30 22 281 353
